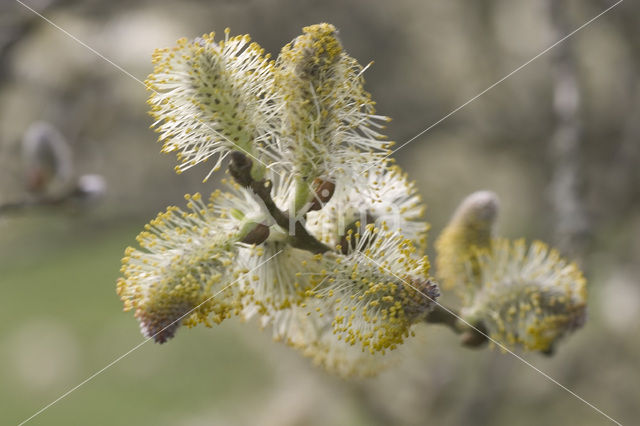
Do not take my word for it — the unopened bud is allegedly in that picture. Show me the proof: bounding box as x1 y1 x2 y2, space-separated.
239 222 270 245
435 190 500 291
21 121 73 195
308 178 336 211
451 190 499 231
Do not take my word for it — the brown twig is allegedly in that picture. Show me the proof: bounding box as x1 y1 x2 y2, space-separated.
424 304 488 348
228 151 331 254
229 152 493 350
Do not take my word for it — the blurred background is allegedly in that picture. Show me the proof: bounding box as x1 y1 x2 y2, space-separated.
1 0 638 424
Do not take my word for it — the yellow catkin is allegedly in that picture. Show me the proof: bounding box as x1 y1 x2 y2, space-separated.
435 191 499 298
460 239 587 352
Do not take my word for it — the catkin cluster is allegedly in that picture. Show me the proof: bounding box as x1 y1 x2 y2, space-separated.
118 24 586 377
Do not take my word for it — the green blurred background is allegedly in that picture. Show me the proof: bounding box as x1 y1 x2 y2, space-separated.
1 0 639 424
